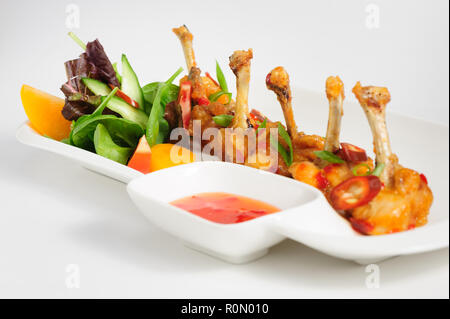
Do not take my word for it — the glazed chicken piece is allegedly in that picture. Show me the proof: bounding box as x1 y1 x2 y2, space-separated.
265 67 298 137
266 67 324 165
169 25 232 137
288 76 346 188
349 82 433 234
220 50 277 172
229 49 254 129
320 77 374 187
324 76 345 153
172 25 231 105
187 66 233 136
222 49 254 163
289 76 373 189
265 67 326 177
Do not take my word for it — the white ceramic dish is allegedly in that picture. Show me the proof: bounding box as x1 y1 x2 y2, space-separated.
16 88 449 264
16 122 142 183
127 161 357 263
127 161 448 264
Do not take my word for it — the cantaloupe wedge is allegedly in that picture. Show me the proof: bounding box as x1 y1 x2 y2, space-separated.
20 85 71 140
149 143 195 172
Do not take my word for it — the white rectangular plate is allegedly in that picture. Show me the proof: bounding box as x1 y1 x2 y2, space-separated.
16 87 449 263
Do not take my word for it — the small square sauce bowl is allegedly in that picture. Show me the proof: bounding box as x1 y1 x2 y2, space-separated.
127 161 355 263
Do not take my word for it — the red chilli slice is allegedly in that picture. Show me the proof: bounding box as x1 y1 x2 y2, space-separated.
108 84 140 109
178 81 192 129
339 143 368 163
316 171 330 191
205 72 219 87
420 173 428 185
265 73 272 85
197 97 210 106
349 217 374 235
330 175 382 211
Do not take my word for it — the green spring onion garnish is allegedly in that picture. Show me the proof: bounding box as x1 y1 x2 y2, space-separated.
209 91 232 103
371 163 386 177
212 114 234 127
351 163 372 176
68 32 86 50
314 150 345 164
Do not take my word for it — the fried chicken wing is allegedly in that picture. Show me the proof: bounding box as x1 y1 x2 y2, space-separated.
324 76 345 153
173 25 196 71
266 66 298 137
353 82 394 187
350 82 433 234
229 49 253 129
265 67 324 173
168 25 433 236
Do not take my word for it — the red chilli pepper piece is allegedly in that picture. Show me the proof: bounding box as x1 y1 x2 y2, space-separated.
178 81 192 129
316 171 330 191
248 112 260 129
330 175 382 211
108 84 140 109
205 72 219 87
250 109 269 123
349 217 374 235
339 143 368 163
265 73 272 86
420 173 428 185
197 97 210 106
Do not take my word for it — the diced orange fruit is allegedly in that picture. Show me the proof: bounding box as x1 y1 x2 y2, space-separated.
149 143 195 172
127 136 152 174
20 84 71 140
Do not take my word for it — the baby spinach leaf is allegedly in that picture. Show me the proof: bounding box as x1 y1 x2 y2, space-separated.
142 82 179 115
71 115 144 151
93 123 132 165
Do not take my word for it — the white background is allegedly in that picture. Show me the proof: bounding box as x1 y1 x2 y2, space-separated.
0 0 448 298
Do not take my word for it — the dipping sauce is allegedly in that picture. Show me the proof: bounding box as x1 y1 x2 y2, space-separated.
170 192 280 224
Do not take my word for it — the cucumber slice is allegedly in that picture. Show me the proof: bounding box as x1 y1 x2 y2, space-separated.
82 78 148 128
82 78 111 95
121 54 145 111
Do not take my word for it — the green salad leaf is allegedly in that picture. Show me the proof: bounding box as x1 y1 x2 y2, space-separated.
71 115 144 151
81 78 148 128
70 88 143 151
93 123 132 165
142 82 179 115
